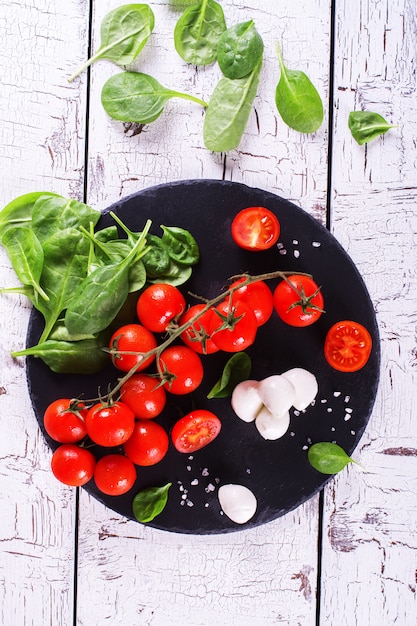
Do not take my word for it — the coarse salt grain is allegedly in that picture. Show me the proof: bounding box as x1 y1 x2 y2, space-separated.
205 483 215 493
345 407 353 414
334 391 341 397
294 250 300 258
312 241 321 247
344 414 351 421
191 479 198 486
202 468 209 476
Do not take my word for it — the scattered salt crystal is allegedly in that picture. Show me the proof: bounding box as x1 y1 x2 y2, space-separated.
277 242 285 249
294 410 300 417
186 500 194 507
333 391 341 397
294 249 300 258
312 241 321 247
321 398 327 403
205 483 215 493
180 500 185 506
345 407 353 414
188 455 194 460
202 468 209 476
331 427 336 432
181 493 187 500
190 479 199 486
293 239 299 245
215 477 220 484
186 465 192 471
344 414 351 421
350 430 356 435
344 396 350 403
310 399 316 406
279 249 287 255
327 407 333 413
246 468 251 474
302 445 308 451
204 503 209 508
179 485 184 492
290 431 296 437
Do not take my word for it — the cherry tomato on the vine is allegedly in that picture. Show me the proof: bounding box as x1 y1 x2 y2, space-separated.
43 398 88 443
51 444 96 487
158 345 204 394
209 299 258 352
85 401 135 447
136 283 186 333
171 410 221 453
229 278 274 327
324 320 372 372
231 206 280 251
273 275 324 327
179 304 219 354
109 323 157 373
120 373 166 419
124 420 169 466
94 454 137 496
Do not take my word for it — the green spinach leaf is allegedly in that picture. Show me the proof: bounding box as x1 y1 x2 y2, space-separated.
203 60 262 152
217 20 264 79
174 0 226 66
69 4 155 81
1 226 48 301
161 225 200 266
275 43 323 133
32 196 100 243
101 72 207 124
348 111 396 145
141 234 171 277
148 261 192 286
207 352 251 399
0 192 60 236
132 483 172 523
307 442 354 474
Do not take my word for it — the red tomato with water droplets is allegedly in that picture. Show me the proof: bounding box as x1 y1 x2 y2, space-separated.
94 454 137 496
229 278 274 327
85 401 135 447
51 444 95 487
120 373 166 419
109 324 157 373
179 304 219 354
209 299 257 352
124 420 169 466
273 275 324 327
158 345 204 394
136 283 186 333
43 398 88 443
171 410 221 453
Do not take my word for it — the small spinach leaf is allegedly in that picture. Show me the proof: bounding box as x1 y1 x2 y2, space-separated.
207 352 251 399
217 20 264 79
101 72 207 124
69 4 155 81
307 442 354 474
1 226 48 301
174 0 226 66
348 111 396 145
141 234 171 277
147 261 192 286
0 192 61 236
161 225 200 266
32 196 100 243
275 42 323 134
132 483 172 523
203 60 262 152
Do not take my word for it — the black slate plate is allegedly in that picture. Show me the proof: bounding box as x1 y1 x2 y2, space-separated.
26 180 380 534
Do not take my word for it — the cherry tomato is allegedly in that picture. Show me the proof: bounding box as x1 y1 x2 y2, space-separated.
124 420 169 466
85 401 135 447
109 324 157 373
209 299 257 352
179 304 219 354
43 398 88 443
229 278 274 327
324 320 372 372
94 454 137 496
120 373 166 419
136 284 186 333
273 275 324 327
158 345 204 395
171 410 221 453
231 206 280 251
51 444 96 487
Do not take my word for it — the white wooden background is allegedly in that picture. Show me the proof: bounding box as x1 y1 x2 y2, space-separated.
1 0 416 624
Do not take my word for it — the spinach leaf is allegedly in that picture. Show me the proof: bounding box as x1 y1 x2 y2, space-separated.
36 228 91 343
101 72 207 124
0 192 61 236
132 483 172 523
348 111 396 145
275 43 323 134
174 0 226 66
203 60 262 152
141 234 171 277
32 196 100 243
161 225 200 266
148 262 192 286
207 352 251 399
128 258 147 292
68 4 155 81
307 442 354 474
65 225 149 335
217 20 264 79
1 226 48 302
11 334 110 374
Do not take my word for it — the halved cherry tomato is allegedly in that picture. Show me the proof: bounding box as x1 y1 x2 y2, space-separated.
324 320 372 372
136 283 186 333
109 324 157 373
179 304 219 354
85 401 135 447
158 345 204 394
273 275 324 327
43 398 88 443
171 410 221 453
229 278 274 327
124 420 169 466
209 299 257 352
120 373 166 419
94 454 137 496
231 206 280 251
51 444 96 487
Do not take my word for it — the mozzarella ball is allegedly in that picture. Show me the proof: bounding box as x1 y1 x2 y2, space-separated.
281 368 318 411
255 407 290 440
256 375 296 417
218 484 257 524
231 380 263 422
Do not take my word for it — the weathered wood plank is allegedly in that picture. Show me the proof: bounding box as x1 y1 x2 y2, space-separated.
320 0 417 623
76 1 331 624
0 0 89 623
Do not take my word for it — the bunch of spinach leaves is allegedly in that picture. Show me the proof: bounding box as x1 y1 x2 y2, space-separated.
0 194 199 374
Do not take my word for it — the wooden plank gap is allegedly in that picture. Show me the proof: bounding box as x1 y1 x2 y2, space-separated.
325 0 337 231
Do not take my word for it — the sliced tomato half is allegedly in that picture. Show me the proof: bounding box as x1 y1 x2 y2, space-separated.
231 206 280 251
324 320 372 372
171 410 221 453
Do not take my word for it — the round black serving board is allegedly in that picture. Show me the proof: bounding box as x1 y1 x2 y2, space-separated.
26 180 380 534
